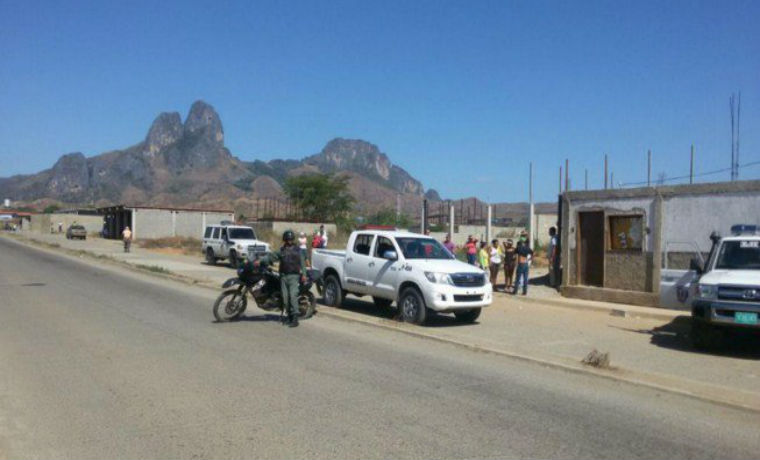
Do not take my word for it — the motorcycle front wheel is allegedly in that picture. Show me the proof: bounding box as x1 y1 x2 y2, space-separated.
213 289 248 322
298 291 316 319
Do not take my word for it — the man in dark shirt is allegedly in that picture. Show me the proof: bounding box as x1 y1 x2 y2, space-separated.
256 230 307 327
514 231 534 295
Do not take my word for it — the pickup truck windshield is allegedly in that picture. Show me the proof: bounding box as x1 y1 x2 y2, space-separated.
715 241 760 270
395 237 454 260
229 228 256 240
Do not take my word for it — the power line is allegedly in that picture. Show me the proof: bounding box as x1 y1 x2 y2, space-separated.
619 159 760 187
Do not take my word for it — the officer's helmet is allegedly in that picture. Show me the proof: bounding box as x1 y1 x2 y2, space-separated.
282 230 295 242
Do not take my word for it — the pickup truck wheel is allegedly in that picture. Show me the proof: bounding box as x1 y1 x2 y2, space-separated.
399 287 427 325
372 297 393 309
323 274 344 308
691 319 722 351
229 250 239 269
454 308 481 323
206 248 217 265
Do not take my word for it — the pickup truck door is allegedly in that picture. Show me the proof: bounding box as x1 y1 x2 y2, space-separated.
367 236 401 298
345 233 375 294
660 241 703 310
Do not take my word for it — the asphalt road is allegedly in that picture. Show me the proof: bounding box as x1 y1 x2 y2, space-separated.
1 237 758 459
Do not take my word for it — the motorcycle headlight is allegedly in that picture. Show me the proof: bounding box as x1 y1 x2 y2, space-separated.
424 272 453 285
697 284 717 300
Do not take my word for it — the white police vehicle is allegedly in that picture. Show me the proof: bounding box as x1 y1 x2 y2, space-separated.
202 224 270 268
690 224 760 349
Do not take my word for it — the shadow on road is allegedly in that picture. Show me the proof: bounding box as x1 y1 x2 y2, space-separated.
320 296 480 328
612 316 760 360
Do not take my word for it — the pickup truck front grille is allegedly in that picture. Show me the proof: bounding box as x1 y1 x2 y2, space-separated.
450 273 486 287
718 285 760 303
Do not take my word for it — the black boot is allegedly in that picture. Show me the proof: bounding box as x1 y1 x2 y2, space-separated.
282 314 291 325
288 314 299 328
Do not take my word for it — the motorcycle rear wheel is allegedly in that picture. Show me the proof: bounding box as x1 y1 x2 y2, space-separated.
298 292 316 319
213 289 248 322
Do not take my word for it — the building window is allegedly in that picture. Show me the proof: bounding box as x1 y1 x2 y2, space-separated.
609 215 643 251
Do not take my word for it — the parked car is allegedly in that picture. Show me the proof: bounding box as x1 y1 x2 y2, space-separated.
689 224 760 349
311 229 492 324
201 224 270 268
66 224 87 240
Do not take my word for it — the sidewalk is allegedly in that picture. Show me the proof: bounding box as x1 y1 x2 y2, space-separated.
6 232 760 411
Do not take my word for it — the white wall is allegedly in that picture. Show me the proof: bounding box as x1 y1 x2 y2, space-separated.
662 193 760 252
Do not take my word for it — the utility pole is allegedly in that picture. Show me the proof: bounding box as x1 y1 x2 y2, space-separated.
559 166 562 195
737 92 741 179
529 162 534 250
690 144 695 184
647 149 651 187
604 154 608 189
584 168 588 190
730 94 736 181
565 159 569 192
611 172 614 189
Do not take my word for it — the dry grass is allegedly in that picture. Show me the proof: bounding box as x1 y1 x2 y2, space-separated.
137 237 201 256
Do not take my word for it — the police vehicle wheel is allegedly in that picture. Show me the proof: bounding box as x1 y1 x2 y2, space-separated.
454 308 481 323
323 274 344 308
206 248 217 265
399 287 427 325
229 250 239 269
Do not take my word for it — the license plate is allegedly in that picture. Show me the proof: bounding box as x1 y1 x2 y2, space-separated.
735 312 758 325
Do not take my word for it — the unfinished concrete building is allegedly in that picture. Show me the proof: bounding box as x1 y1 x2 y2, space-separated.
559 180 760 308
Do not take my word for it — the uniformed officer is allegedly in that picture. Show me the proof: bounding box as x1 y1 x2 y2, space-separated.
257 230 307 327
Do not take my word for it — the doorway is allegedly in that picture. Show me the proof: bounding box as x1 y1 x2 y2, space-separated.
578 211 604 287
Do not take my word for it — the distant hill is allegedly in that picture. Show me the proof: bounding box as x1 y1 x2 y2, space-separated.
0 100 555 220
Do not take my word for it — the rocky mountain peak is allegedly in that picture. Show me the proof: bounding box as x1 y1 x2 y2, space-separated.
145 112 182 155
312 138 392 180
183 100 223 144
48 152 89 199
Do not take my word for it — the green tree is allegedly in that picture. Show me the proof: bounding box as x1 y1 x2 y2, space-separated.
43 205 60 214
367 207 412 228
283 173 355 223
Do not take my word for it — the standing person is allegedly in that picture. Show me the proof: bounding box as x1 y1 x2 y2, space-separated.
319 224 328 248
465 236 478 265
488 239 503 289
311 229 323 249
256 230 307 328
502 239 517 291
547 226 559 288
298 231 309 266
122 226 132 253
478 241 489 272
58 222 63 233
514 231 534 295
442 234 456 255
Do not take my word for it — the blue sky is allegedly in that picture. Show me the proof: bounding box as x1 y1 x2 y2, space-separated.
1 0 758 202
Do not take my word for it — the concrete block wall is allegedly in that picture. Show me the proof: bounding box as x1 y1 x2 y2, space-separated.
29 214 103 235
133 209 234 240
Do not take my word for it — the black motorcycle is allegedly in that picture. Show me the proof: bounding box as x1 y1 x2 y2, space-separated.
213 260 320 322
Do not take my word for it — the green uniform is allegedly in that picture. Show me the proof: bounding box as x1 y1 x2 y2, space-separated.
260 245 307 316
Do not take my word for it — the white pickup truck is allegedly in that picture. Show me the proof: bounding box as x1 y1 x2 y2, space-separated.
311 229 492 324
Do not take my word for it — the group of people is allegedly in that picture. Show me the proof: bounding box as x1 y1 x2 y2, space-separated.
443 227 558 295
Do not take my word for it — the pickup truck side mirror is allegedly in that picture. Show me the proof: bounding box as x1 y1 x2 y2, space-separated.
689 257 703 275
383 250 398 261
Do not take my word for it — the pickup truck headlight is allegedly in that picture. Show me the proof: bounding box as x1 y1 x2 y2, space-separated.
236 243 243 250
697 284 717 300
424 272 453 285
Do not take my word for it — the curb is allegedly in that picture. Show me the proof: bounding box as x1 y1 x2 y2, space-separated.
5 234 758 414
502 291 684 321
316 306 760 414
